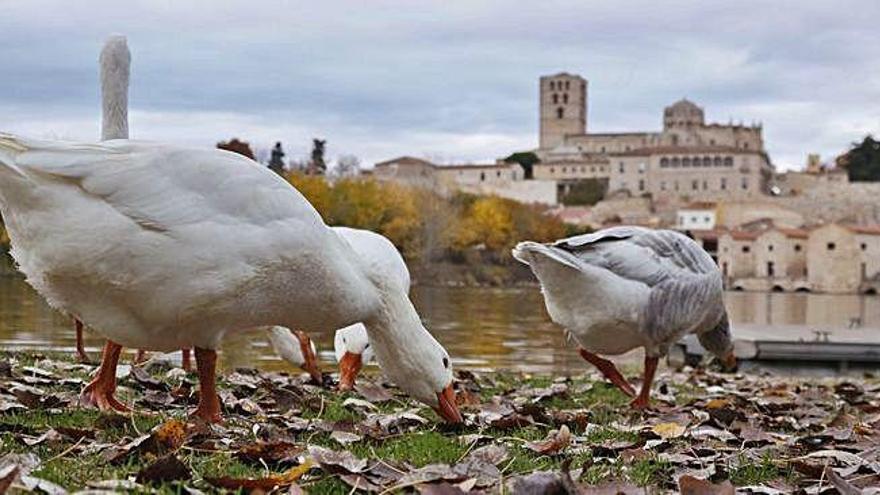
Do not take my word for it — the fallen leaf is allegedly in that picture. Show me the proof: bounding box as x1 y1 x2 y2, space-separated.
330 430 363 446
343 397 378 411
652 422 687 439
235 441 302 465
135 454 191 484
152 419 187 451
205 459 313 493
507 472 564 495
309 446 368 474
0 465 19 495
354 382 393 403
418 482 468 494
526 425 571 455
678 474 735 495
823 466 861 495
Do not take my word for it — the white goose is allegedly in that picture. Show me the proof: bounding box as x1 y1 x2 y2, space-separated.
513 226 735 409
334 323 375 390
0 135 462 423
266 326 322 383
269 226 403 389
71 35 132 365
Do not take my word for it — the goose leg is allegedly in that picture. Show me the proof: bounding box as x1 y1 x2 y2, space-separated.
630 356 659 410
181 348 192 372
192 347 222 423
134 349 147 364
74 318 92 364
80 340 130 412
578 348 636 397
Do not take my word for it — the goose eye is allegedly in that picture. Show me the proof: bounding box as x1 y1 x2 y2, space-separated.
442 357 449 368
364 343 370 349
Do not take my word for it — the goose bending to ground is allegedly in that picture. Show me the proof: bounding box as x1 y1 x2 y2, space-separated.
70 35 132 365
266 326 322 383
513 226 735 409
268 226 404 389
334 323 374 390
0 134 462 424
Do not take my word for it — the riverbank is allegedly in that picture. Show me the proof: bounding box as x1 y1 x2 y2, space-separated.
0 351 877 493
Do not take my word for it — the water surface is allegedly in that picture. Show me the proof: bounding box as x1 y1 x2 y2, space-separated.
2 265 878 374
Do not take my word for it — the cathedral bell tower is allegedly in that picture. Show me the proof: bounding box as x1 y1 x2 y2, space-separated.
539 73 587 149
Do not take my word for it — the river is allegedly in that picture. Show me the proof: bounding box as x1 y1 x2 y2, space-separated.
1 266 879 374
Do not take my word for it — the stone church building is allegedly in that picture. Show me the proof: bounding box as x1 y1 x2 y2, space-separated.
535 72 774 202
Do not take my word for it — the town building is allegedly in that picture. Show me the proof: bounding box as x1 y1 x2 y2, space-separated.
716 221 880 294
536 72 774 201
372 156 557 205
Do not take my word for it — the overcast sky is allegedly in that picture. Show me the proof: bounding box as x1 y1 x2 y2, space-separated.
1 1 878 170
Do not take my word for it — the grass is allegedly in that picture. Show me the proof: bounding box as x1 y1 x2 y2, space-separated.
0 350 833 493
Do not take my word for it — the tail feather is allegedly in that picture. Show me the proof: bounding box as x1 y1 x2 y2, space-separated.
0 133 28 178
512 241 582 270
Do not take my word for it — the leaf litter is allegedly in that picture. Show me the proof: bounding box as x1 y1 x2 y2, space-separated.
0 352 878 493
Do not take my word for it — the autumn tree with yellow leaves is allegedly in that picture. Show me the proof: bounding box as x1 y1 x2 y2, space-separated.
284 172 566 264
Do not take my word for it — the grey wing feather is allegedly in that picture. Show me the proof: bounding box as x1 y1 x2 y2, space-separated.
642 274 725 354
553 227 718 287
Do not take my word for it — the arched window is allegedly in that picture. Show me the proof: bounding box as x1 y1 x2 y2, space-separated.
563 93 568 104
714 156 722 166
565 81 570 90
724 156 733 167
480 172 486 181
557 107 564 119
703 156 711 167
549 81 555 90
682 157 691 167
660 158 669 167
552 94 558 104
672 157 680 167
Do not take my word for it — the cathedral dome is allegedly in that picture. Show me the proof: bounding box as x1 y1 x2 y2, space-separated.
664 98 704 128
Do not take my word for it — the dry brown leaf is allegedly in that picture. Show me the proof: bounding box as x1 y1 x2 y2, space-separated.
652 422 686 439
205 459 313 493
705 398 731 409
0 465 19 495
678 474 735 495
526 424 571 455
235 440 303 465
135 454 191 484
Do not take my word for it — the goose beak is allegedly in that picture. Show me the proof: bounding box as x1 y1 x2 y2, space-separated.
338 351 362 391
722 350 737 371
293 330 323 384
433 384 463 424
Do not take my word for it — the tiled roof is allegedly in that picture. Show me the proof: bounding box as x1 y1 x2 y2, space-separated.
847 225 880 236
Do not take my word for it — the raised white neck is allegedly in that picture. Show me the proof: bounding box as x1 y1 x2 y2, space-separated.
100 35 130 141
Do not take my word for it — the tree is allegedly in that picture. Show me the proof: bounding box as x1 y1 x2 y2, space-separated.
560 178 607 205
216 138 255 160
307 139 327 175
839 135 880 182
333 154 361 178
268 142 286 176
503 151 540 179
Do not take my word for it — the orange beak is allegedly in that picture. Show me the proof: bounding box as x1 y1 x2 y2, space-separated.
337 351 363 391
433 383 463 424
722 350 737 371
293 330 323 384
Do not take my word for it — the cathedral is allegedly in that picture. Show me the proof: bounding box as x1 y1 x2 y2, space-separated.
534 72 774 203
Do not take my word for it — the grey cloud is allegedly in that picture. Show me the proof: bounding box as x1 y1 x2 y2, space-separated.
0 1 878 168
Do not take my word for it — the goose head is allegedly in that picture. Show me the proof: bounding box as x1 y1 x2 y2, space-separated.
702 312 737 371
334 323 374 391
266 326 322 383
362 282 462 424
